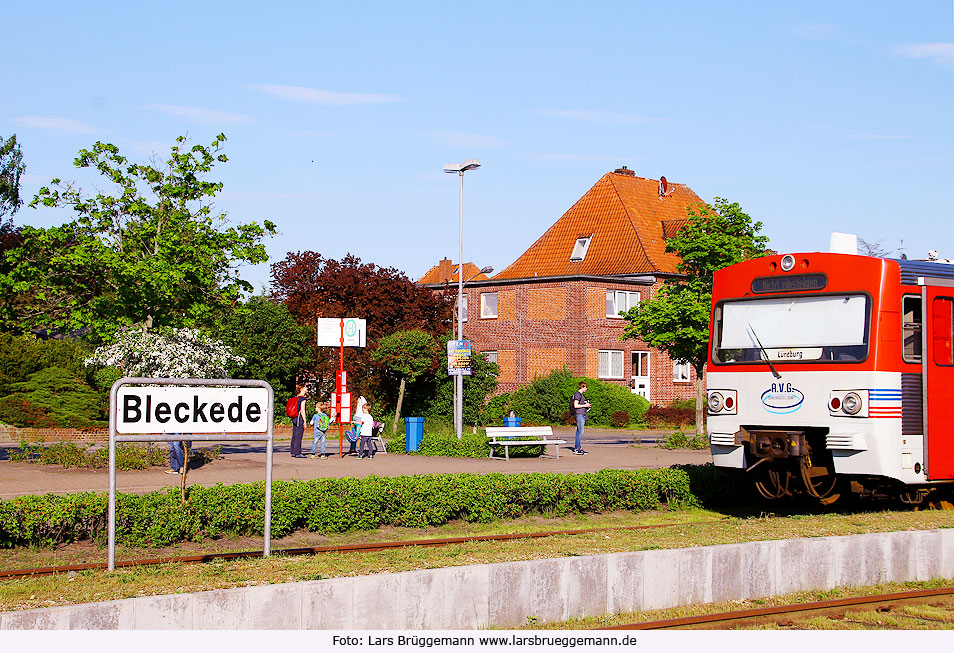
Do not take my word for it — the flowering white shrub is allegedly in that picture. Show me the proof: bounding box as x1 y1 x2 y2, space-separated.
86 328 245 379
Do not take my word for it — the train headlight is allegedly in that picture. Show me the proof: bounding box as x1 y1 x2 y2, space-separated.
707 392 724 413
780 254 796 271
842 392 863 415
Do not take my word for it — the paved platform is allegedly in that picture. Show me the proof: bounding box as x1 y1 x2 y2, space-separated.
0 428 710 499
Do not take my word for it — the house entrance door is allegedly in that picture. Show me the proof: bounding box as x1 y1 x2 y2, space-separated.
631 351 650 401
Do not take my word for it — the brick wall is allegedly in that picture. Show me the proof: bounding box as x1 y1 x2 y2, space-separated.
463 278 696 405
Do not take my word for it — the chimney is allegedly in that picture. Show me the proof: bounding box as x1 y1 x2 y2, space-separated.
613 166 636 176
438 258 453 282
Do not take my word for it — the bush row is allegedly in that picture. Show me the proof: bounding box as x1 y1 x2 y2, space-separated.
0 468 698 548
7 441 221 470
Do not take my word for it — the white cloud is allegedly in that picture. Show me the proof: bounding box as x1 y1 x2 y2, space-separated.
12 116 97 134
542 109 663 124
895 43 954 67
142 104 253 124
249 84 402 105
431 131 505 148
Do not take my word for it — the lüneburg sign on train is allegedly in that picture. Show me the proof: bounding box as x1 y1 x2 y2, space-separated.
116 386 270 433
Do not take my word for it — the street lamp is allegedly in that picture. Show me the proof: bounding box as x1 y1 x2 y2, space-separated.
444 158 481 440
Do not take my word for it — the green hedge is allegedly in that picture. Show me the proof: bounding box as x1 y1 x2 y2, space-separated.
0 468 698 548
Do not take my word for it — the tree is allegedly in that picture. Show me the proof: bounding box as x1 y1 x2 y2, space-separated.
1 134 25 220
86 327 245 499
371 330 439 432
214 295 315 416
621 198 768 434
270 251 453 401
413 332 499 425
0 134 276 341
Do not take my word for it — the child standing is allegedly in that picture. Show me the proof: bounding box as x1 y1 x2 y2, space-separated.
356 400 375 459
309 402 331 458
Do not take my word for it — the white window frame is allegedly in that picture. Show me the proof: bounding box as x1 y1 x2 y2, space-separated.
483 350 498 364
480 292 498 319
673 360 692 383
570 235 593 261
606 290 640 317
460 295 468 322
599 349 625 379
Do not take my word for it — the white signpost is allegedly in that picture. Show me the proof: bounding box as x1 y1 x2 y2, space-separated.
107 378 274 571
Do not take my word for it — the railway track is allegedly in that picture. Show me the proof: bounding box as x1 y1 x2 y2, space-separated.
0 520 707 581
602 587 954 629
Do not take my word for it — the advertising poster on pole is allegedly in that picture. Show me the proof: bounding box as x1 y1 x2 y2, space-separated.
447 339 472 376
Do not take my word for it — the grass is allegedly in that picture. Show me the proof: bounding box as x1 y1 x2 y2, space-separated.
2 505 954 614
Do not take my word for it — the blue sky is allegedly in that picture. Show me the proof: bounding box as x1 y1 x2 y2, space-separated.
6 1 953 292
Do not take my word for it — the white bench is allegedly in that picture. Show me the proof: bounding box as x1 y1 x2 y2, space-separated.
485 426 568 461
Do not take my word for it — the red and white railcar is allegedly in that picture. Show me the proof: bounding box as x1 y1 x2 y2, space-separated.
707 252 954 504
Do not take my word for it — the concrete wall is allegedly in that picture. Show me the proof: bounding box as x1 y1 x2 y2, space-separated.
4 529 953 630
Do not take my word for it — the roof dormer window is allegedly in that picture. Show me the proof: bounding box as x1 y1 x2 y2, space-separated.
570 235 593 261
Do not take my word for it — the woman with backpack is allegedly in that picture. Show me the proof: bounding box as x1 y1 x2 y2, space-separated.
286 384 308 459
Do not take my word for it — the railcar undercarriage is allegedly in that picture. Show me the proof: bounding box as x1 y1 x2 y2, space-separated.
738 425 954 508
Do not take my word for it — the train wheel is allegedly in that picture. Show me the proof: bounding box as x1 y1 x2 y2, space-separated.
799 460 842 505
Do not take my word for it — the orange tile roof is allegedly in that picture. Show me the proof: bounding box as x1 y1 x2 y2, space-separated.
494 169 704 279
417 259 490 285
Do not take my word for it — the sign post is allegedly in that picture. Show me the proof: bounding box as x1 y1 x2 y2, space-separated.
316 318 366 458
107 378 273 571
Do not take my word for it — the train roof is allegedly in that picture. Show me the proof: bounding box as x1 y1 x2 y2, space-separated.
893 258 954 285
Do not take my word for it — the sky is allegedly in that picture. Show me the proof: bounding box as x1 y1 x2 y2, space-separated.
5 1 954 293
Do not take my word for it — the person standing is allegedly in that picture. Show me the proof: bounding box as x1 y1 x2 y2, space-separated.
309 402 331 459
290 384 308 459
571 381 591 455
356 399 375 459
166 439 184 474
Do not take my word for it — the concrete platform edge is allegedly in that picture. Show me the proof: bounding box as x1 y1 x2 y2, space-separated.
3 528 953 630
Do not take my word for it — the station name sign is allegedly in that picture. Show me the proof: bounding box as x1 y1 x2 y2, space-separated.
116 386 270 434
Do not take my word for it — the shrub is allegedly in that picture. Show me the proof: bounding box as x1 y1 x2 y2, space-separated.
506 369 649 428
657 431 709 450
7 441 219 470
0 367 106 428
611 411 630 428
0 468 699 547
0 396 58 428
644 406 695 429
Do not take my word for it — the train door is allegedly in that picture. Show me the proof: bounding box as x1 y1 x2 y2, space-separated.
925 284 954 480
631 351 650 400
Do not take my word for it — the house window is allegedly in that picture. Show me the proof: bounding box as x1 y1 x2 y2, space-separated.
460 295 468 322
481 292 498 318
606 290 640 317
673 360 692 382
599 350 624 379
483 351 498 364
570 235 593 261
902 295 922 363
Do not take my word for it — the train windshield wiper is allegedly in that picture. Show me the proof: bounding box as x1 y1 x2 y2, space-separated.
747 323 781 379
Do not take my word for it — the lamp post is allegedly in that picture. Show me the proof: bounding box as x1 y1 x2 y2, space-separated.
443 158 481 440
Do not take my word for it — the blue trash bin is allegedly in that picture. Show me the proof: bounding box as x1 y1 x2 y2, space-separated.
404 417 424 452
503 417 521 427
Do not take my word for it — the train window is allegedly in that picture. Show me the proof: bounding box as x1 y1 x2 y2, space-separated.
932 297 953 367
902 295 922 363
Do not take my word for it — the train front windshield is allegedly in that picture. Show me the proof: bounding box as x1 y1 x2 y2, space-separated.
713 294 870 364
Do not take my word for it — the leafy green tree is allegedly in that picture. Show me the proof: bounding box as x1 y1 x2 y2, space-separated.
413 332 498 425
371 330 439 431
621 198 768 434
1 134 25 219
0 367 106 428
0 134 275 341
214 295 315 417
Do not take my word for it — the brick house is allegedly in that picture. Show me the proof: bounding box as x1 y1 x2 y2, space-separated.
420 167 704 405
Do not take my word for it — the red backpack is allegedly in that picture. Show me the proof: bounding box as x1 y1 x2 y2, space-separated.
285 397 301 418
